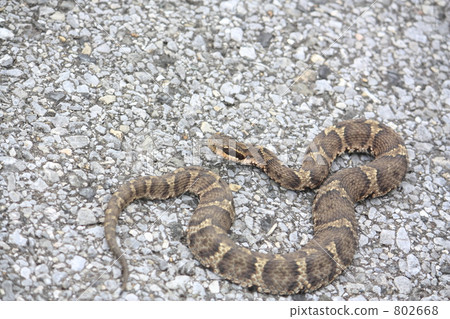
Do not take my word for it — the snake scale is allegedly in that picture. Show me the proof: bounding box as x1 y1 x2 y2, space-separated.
104 119 408 294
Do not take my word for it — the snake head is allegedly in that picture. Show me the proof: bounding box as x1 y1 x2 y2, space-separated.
208 133 259 166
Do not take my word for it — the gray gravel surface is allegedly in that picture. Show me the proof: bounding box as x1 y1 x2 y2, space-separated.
0 0 449 301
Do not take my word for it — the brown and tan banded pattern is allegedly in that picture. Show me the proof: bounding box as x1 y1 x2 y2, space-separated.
104 118 408 294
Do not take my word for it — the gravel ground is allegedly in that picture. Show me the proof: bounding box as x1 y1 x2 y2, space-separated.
0 0 449 301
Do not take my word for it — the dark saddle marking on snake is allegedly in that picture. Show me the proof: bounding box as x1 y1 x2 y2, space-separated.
104 119 408 294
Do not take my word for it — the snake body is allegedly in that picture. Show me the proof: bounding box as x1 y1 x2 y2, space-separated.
104 119 408 294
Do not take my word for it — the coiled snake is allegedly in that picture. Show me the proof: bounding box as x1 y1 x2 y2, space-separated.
104 119 408 294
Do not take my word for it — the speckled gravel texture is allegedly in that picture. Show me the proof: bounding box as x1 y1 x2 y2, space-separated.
0 0 449 301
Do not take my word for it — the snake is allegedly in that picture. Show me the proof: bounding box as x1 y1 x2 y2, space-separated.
104 118 408 294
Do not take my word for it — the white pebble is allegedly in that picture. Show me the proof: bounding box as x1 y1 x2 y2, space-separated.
394 276 412 294
380 229 395 245
396 227 410 253
70 256 87 272
0 27 14 40
239 46 257 60
230 27 243 42
209 280 220 294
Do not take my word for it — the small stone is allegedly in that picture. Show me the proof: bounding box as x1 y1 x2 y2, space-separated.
224 96 235 104
311 54 325 64
190 94 201 108
85 226 104 238
57 70 70 82
415 124 433 142
70 256 87 272
159 212 177 225
289 231 299 242
104 279 119 291
359 234 369 246
209 280 220 294
47 91 66 102
1 281 15 301
90 105 103 118
119 125 130 133
372 285 382 296
50 114 69 128
66 135 90 148
77 85 89 94
2 69 23 77
0 28 14 40
167 40 178 51
135 72 152 83
66 12 79 28
314 80 333 94
230 27 243 42
35 264 49 276
31 178 48 191
79 187 96 199
23 78 35 89
396 227 410 253
220 0 239 11
158 259 169 271
32 101 47 116
167 275 190 290
144 232 153 242
192 282 205 296
21 267 31 279
77 208 97 225
220 82 241 96
124 238 141 250
82 43 92 55
345 283 365 294
9 191 20 202
84 74 99 87
60 148 72 156
9 229 27 246
176 65 186 80
44 207 60 222
110 129 123 140
0 54 13 67
258 32 272 48
239 46 257 60
404 27 427 43
318 65 332 79
192 35 205 48
200 122 214 133
62 81 75 93
270 94 282 106
434 237 450 250
52 271 68 285
394 276 412 294
99 95 116 104
229 184 241 192
96 43 111 53
125 294 139 301
244 215 254 230
378 104 395 120
50 11 65 21
349 295 367 301
380 229 395 245
406 254 421 275
415 142 433 153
